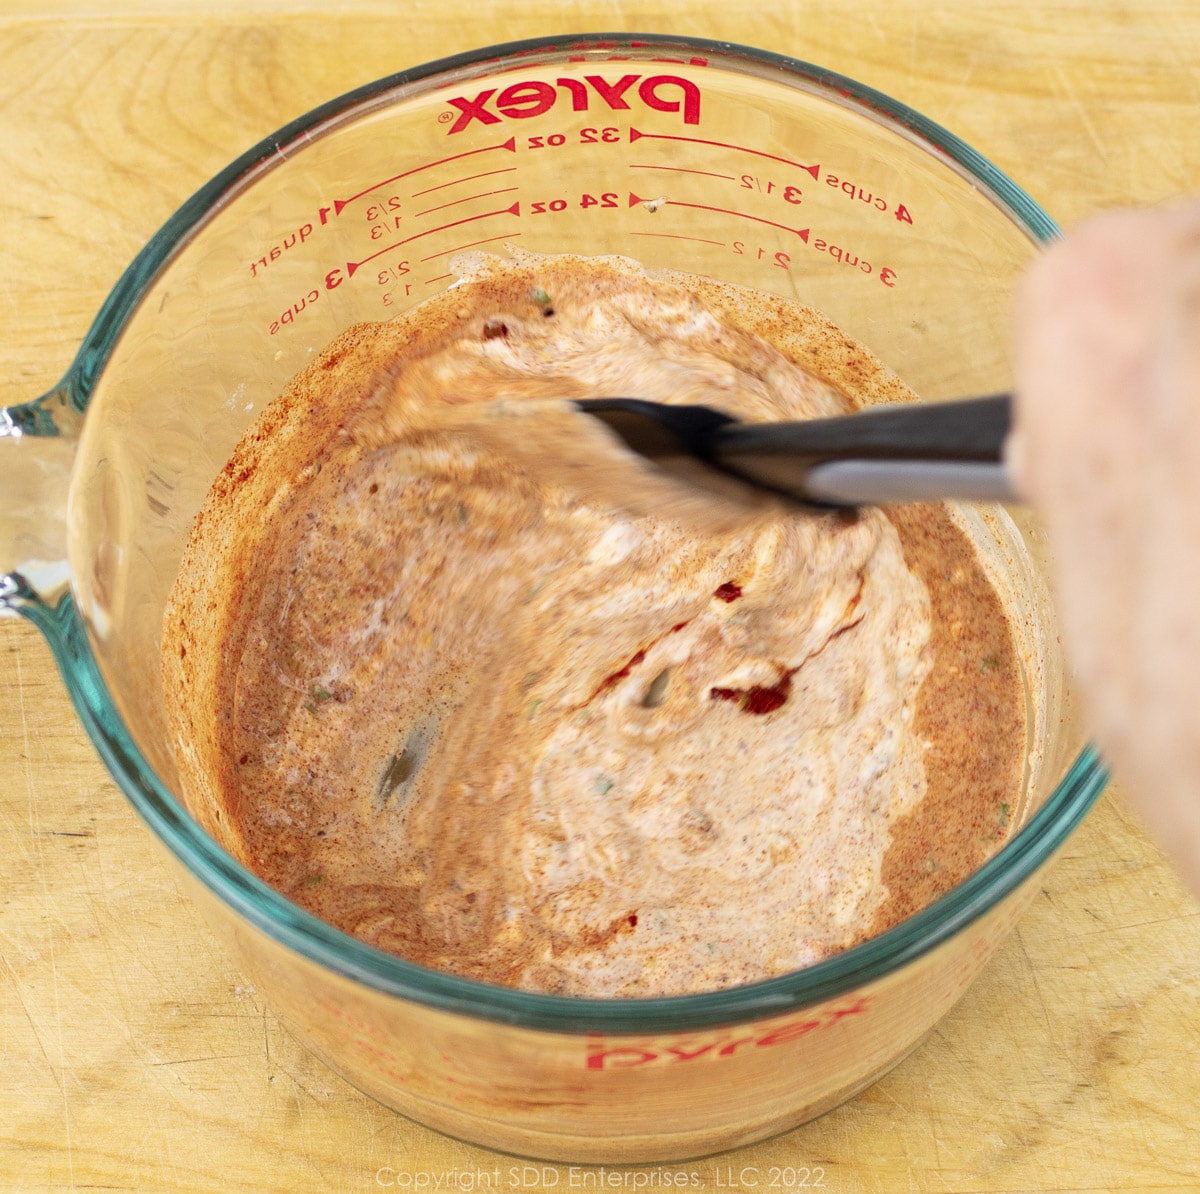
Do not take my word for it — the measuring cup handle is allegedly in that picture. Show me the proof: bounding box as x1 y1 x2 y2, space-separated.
1 378 84 615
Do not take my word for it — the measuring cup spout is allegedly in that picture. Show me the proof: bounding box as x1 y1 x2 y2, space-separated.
0 378 83 614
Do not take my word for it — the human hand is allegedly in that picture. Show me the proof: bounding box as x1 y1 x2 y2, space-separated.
1011 200 1200 896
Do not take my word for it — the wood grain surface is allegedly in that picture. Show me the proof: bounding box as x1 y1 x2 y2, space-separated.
3 2 1200 1190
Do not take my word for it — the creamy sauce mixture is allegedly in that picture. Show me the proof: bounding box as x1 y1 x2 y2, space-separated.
163 254 1025 996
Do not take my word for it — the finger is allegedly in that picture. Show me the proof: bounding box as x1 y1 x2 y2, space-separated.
1012 212 1159 734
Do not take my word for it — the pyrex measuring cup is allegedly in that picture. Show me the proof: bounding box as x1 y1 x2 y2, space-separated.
1 34 1106 1162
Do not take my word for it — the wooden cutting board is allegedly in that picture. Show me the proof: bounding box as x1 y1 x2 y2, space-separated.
3 2 1200 1189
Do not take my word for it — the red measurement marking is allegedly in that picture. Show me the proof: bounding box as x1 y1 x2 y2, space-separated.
630 232 726 247
631 193 809 242
629 163 736 180
629 127 819 180
346 203 520 276
418 231 523 264
334 138 517 213
411 166 518 198
414 186 519 217
424 273 453 286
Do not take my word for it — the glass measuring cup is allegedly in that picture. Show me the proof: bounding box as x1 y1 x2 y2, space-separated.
0 34 1106 1162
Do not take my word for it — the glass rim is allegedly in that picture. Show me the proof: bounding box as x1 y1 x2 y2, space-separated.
38 32 1104 1035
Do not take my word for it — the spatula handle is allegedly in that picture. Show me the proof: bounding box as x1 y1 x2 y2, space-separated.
710 395 1016 505
799 458 1016 504
713 394 1011 461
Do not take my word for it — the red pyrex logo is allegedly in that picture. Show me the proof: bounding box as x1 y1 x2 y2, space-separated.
444 74 701 134
584 997 871 1070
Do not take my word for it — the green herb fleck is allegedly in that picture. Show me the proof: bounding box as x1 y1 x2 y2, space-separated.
378 748 417 803
311 685 333 702
303 702 317 715
529 287 552 306
979 656 1001 672
593 775 614 796
923 857 939 874
302 873 324 887
642 667 671 709
998 802 1011 828
455 500 468 528
527 697 544 718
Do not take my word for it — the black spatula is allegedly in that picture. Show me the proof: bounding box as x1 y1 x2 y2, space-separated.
573 394 1015 508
